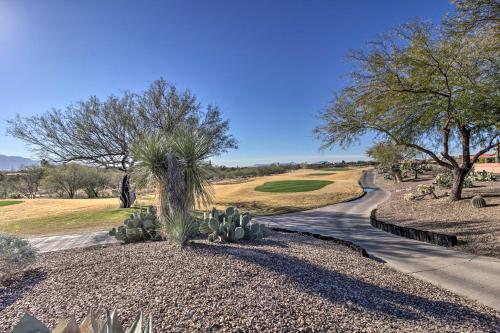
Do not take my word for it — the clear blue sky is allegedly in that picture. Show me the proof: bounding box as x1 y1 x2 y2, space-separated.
0 0 452 166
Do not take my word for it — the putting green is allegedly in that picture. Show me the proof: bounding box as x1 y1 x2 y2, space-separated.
255 180 333 193
0 200 24 207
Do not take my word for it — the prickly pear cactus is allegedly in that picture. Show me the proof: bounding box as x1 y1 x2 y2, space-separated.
200 206 271 243
109 206 160 243
471 196 487 208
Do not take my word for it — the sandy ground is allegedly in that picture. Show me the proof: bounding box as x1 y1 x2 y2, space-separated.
375 172 500 258
1 232 499 332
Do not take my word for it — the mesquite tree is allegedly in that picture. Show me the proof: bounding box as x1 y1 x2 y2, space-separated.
8 93 137 206
315 21 499 201
7 79 236 207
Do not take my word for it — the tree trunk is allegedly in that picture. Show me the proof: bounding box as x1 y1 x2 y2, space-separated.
119 174 132 208
450 168 469 201
165 153 187 214
394 170 403 183
157 178 169 227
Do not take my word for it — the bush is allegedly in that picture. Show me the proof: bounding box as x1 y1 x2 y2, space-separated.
162 211 198 247
416 184 437 198
434 168 473 189
0 234 37 282
468 170 496 182
404 192 416 201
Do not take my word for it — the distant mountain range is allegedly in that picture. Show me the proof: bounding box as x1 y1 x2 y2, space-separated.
0 154 39 171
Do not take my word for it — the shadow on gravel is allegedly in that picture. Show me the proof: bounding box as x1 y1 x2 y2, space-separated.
0 269 47 312
193 243 499 330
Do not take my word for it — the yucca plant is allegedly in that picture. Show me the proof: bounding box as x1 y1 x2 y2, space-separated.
132 129 215 246
11 309 152 333
169 130 214 210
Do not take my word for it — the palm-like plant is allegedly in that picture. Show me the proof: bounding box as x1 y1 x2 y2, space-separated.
170 130 214 210
132 130 214 243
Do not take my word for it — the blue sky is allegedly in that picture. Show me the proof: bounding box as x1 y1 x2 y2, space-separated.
0 0 452 166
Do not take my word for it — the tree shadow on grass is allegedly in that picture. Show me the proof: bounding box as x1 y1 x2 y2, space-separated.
0 269 47 312
192 243 500 330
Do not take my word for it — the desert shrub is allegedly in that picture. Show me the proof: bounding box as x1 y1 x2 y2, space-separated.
416 184 437 198
404 192 416 201
162 211 198 247
434 168 473 189
468 170 496 182
0 234 37 282
109 206 161 243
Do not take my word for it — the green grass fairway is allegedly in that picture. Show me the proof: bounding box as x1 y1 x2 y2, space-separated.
0 200 24 207
255 180 333 193
306 172 336 176
0 208 136 236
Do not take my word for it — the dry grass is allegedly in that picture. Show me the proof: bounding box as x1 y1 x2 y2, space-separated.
0 168 363 236
208 168 364 215
375 172 500 258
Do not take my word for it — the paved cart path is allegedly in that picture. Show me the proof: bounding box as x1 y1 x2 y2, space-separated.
29 171 500 311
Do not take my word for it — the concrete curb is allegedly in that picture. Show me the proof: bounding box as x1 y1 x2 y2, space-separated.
370 209 458 247
271 227 370 258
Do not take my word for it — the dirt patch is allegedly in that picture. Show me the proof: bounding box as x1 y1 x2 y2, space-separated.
375 172 500 258
1 232 499 332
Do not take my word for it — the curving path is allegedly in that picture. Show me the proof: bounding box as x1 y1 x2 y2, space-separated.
29 170 500 311
254 171 500 311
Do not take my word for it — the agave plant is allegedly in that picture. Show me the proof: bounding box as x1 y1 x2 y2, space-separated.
11 309 152 333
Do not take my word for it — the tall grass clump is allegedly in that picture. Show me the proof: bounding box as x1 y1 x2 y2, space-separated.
162 211 198 247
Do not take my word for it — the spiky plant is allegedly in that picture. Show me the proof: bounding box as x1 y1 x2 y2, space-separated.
162 211 198 247
11 309 152 333
132 134 187 224
170 130 214 210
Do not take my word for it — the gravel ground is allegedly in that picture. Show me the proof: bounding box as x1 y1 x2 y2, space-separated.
1 232 499 332
375 172 500 258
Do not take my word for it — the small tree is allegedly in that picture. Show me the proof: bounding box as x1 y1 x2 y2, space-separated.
19 165 45 199
44 164 87 199
315 21 498 201
367 142 405 182
7 79 237 208
401 159 427 180
80 167 116 198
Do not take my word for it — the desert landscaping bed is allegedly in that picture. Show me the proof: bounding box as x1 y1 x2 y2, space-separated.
375 173 500 258
2 232 499 332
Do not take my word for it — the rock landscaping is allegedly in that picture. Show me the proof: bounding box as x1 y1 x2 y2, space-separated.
2 232 499 332
375 172 500 258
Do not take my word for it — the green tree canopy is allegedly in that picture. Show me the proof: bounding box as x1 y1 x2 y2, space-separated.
315 20 499 200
